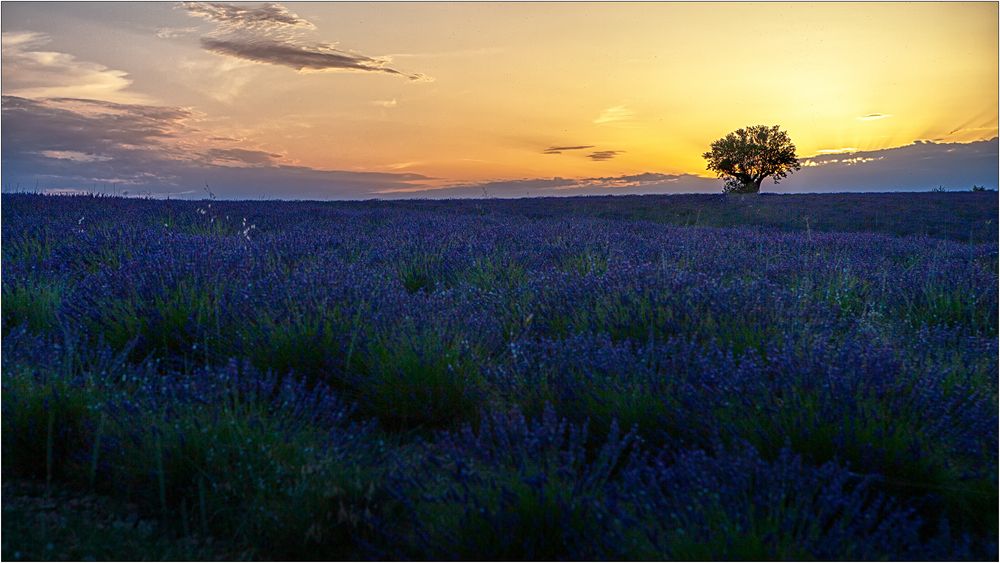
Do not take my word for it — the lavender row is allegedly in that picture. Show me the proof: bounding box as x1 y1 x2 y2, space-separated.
2 193 996 558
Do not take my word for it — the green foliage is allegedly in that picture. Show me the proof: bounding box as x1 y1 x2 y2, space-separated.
901 284 996 336
1 367 102 482
403 418 632 560
1 280 63 335
78 236 134 274
397 252 447 293
150 281 223 358
545 288 779 356
577 381 676 441
356 327 485 429
89 279 226 364
794 271 875 320
89 297 144 353
647 518 814 561
558 247 610 276
112 399 384 559
415 468 609 560
703 125 800 193
725 383 998 535
1 230 54 265
3 350 389 560
461 254 528 291
511 369 677 445
242 303 360 383
2 482 222 561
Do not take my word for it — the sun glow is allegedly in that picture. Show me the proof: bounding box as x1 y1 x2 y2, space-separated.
2 2 997 196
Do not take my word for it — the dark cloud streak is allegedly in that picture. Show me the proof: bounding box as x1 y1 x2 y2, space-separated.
543 145 594 154
184 2 428 80
204 147 281 166
200 37 425 79
588 150 623 161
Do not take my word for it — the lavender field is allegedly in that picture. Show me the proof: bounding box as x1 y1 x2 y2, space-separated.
2 192 998 560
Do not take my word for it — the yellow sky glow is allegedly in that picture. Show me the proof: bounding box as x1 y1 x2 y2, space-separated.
270 2 999 183
2 1 997 190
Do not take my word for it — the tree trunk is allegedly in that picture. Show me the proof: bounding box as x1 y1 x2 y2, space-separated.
743 177 764 193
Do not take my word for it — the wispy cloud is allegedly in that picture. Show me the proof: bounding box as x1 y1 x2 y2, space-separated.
385 161 423 170
155 26 199 39
372 98 398 108
1 31 148 103
182 2 429 80
815 147 859 154
587 150 623 161
38 150 113 163
858 113 892 121
543 145 594 154
594 105 634 125
175 56 259 103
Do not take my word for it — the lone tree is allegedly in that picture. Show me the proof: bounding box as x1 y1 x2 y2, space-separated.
703 125 800 194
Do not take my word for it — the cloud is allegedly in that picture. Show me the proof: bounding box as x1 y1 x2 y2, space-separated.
38 150 113 163
182 2 314 32
2 96 192 151
175 56 260 103
378 139 999 198
372 98 398 108
542 145 623 160
5 92 993 199
2 30 45 49
156 26 200 39
200 37 427 79
1 31 147 103
543 145 594 154
815 147 859 154
785 138 999 192
385 161 422 170
587 150 623 161
204 147 282 167
182 2 428 80
858 113 891 121
594 105 634 125
377 172 720 198
1 95 432 198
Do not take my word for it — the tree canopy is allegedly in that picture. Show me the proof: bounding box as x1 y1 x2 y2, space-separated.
703 125 800 194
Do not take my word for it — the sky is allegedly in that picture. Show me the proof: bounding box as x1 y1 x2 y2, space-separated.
2 1 998 199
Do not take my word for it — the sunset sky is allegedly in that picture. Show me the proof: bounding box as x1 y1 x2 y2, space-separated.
2 1 998 198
